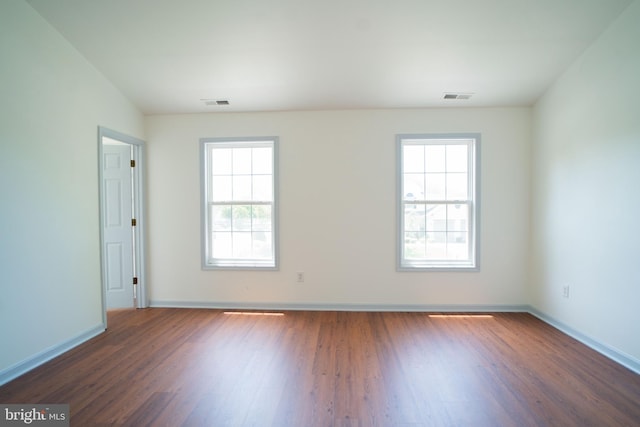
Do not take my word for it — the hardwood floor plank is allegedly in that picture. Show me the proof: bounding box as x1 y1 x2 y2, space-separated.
1 310 639 426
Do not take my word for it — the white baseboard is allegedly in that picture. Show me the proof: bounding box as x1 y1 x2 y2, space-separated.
150 300 530 313
528 307 640 375
0 324 105 387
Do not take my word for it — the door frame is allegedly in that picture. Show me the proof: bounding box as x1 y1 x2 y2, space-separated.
98 126 147 327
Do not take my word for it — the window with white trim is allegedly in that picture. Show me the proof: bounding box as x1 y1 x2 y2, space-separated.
397 134 479 270
201 137 278 269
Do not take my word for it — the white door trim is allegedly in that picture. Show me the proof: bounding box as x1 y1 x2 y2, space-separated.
98 126 147 327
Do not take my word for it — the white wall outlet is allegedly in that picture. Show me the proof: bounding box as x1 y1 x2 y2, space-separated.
296 272 304 283
562 285 570 298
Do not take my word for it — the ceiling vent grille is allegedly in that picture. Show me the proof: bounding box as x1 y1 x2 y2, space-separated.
444 93 473 100
202 99 230 106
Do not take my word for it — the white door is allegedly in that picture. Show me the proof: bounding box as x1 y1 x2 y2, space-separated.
102 141 135 308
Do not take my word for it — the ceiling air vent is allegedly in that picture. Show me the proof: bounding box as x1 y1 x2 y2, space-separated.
443 93 473 100
201 99 230 106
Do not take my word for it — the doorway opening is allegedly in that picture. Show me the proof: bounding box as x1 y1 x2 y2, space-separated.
98 127 147 327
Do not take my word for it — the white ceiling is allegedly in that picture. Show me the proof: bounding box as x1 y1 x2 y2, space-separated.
26 0 632 114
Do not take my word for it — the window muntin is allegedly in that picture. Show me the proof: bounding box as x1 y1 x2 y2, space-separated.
398 135 479 270
201 138 278 269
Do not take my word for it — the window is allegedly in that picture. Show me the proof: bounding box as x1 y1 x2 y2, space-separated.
397 134 479 270
201 137 278 269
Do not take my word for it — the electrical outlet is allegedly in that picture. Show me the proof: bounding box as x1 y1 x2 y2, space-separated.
296 272 304 283
562 285 570 298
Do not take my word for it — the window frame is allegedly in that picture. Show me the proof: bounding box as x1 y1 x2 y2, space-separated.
396 133 480 271
200 136 279 270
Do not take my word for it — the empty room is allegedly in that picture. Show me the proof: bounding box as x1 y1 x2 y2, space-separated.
1 0 639 425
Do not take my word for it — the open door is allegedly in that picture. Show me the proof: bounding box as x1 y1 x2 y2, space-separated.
98 127 147 325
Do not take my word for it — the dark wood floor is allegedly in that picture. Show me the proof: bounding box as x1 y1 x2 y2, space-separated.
1 309 639 426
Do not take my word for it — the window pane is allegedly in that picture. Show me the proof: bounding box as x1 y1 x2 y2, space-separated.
232 232 252 258
252 175 272 201
252 147 272 174
233 148 252 174
446 173 468 200
252 205 272 231
425 174 445 200
425 145 445 173
404 204 426 232
446 145 468 173
426 232 446 259
211 176 232 201
211 148 232 175
232 205 252 231
448 204 468 231
403 173 424 201
211 232 232 258
252 231 272 258
447 231 468 244
447 232 469 259
232 176 251 201
210 205 231 231
403 145 424 173
426 205 446 231
404 232 426 259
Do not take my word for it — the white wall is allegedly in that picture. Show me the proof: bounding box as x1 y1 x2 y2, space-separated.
146 108 530 309
0 0 144 379
531 1 640 362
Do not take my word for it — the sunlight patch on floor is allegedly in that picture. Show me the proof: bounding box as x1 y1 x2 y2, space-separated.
223 311 285 316
428 314 494 319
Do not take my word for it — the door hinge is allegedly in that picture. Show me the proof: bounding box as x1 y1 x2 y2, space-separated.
132 218 137 227
133 277 138 285
130 159 136 167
